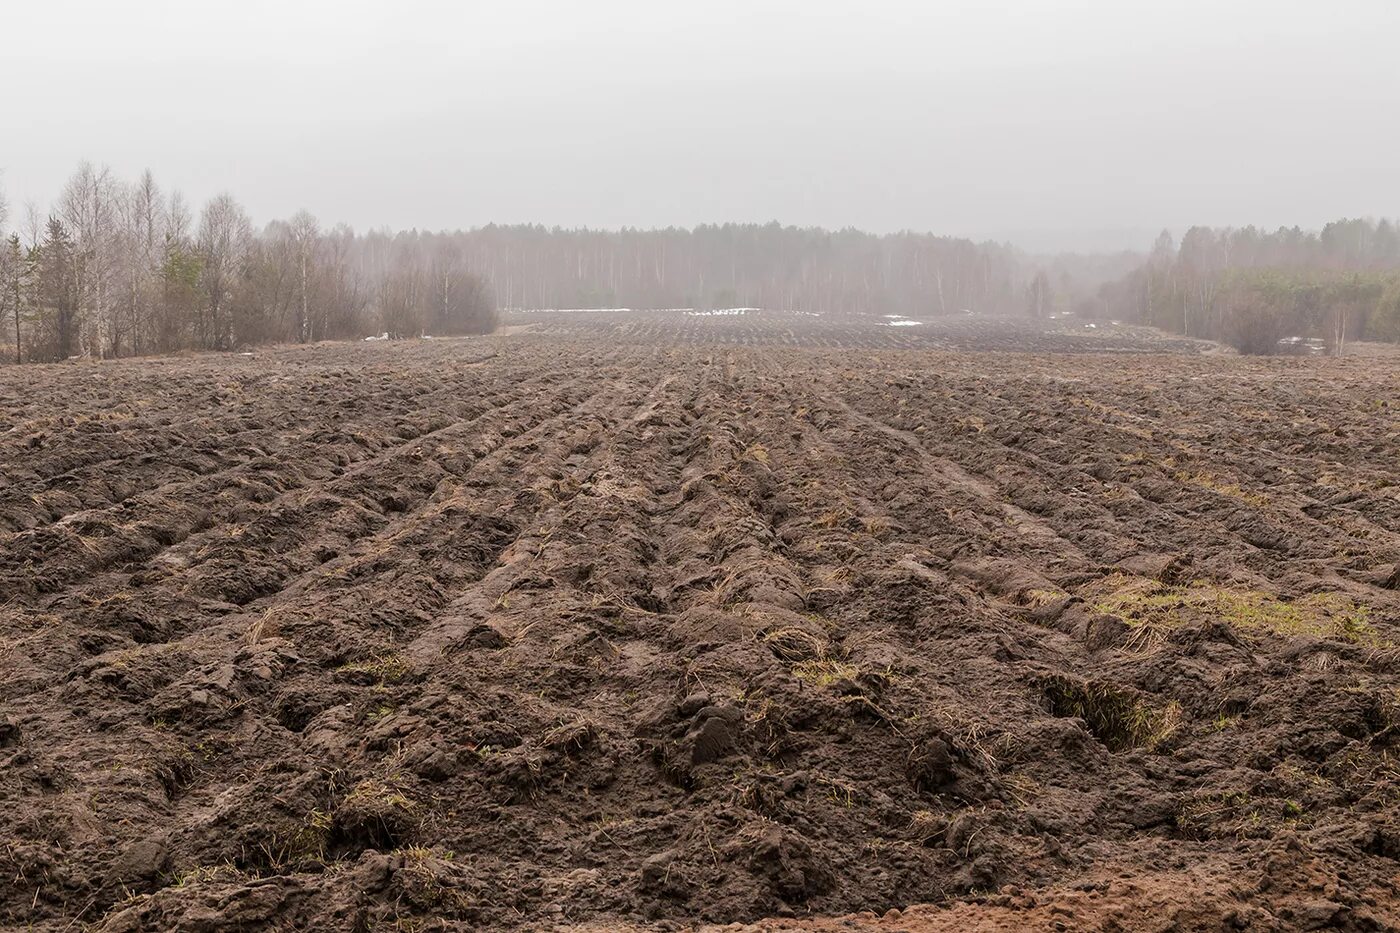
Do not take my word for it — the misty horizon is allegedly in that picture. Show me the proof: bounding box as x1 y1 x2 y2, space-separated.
6 0 1399 254
2 163 1389 258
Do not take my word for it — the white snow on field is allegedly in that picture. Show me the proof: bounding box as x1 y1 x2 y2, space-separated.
882 314 908 319
880 319 924 327
511 307 768 315
513 308 635 314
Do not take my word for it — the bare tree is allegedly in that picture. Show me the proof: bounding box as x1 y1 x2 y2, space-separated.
166 190 192 246
320 223 365 339
58 162 121 356
1177 226 1225 338
197 193 252 350
22 201 44 252
377 237 427 338
1025 270 1052 320
289 210 320 342
0 181 12 359
119 169 165 355
1326 277 1383 357
2 235 22 362
378 267 425 338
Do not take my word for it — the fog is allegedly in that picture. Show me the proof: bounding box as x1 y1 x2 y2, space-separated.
4 0 1396 251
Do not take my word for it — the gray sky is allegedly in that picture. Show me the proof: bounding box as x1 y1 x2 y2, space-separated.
4 0 1398 251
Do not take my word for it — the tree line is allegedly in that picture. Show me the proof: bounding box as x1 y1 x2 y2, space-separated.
20 162 1395 363
0 164 498 363
1089 219 1400 354
0 165 1038 363
455 223 1023 319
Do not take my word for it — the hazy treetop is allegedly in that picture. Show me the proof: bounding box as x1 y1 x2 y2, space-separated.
6 0 1398 252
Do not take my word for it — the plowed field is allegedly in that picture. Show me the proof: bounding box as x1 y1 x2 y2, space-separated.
3 317 1398 931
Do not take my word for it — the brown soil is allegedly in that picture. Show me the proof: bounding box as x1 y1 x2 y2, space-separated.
2 316 1398 931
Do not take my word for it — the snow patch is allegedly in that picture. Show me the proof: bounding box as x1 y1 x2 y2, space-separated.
512 308 635 314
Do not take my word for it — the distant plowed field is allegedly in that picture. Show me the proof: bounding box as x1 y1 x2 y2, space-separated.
502 307 1211 353
2 318 1398 931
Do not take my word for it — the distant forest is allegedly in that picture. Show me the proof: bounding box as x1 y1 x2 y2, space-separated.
3 162 1399 361
1088 220 1400 354
464 224 1021 318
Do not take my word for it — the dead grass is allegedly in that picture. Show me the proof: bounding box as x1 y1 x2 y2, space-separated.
791 658 861 688
392 845 474 915
173 862 248 887
345 777 415 811
860 515 893 537
762 627 828 662
254 807 332 869
1173 470 1271 507
244 608 281 645
1042 674 1182 751
340 651 413 684
743 442 771 465
1021 587 1068 608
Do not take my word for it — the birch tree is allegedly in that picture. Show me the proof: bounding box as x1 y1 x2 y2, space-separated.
119 169 165 355
197 194 252 350
58 162 121 356
289 210 320 342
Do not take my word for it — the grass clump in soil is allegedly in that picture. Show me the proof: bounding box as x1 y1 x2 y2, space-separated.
1173 470 1271 508
1091 575 1378 645
762 627 828 663
338 651 413 685
1041 674 1181 752
391 846 476 917
1175 791 1312 841
332 778 420 853
792 659 862 689
252 808 333 870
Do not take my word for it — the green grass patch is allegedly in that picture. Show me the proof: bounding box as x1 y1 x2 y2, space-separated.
1090 576 1379 644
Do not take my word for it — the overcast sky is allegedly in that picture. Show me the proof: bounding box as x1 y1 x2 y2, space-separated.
4 0 1398 252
